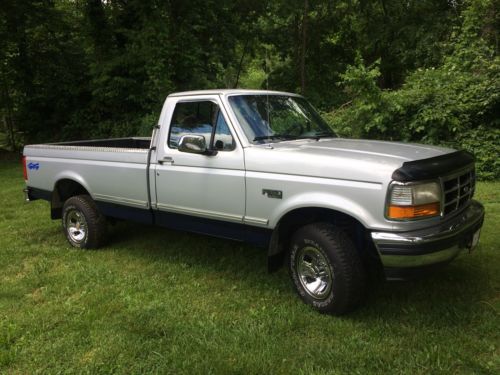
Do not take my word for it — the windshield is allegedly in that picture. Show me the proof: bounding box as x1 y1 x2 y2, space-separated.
228 95 336 144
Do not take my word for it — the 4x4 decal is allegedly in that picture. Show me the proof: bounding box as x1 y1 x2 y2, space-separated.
28 162 40 170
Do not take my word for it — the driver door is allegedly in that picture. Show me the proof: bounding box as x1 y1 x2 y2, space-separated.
155 96 245 225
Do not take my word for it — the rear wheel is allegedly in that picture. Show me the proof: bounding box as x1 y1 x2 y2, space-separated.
288 222 366 315
62 195 107 249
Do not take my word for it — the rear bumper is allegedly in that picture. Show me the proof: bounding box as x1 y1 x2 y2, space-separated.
371 200 484 279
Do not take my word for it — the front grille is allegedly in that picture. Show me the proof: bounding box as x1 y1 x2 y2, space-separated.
442 169 476 216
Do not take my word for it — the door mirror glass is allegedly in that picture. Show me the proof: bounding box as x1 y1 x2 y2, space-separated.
178 134 208 154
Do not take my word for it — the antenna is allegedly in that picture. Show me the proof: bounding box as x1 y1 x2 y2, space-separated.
233 38 249 89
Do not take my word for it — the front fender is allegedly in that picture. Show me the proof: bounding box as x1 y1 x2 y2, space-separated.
268 191 387 231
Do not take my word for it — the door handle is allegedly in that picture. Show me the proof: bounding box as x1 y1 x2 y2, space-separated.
158 156 174 165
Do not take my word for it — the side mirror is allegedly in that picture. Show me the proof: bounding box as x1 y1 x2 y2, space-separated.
178 134 217 155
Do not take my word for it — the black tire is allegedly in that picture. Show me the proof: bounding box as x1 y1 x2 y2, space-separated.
62 195 107 249
288 222 366 315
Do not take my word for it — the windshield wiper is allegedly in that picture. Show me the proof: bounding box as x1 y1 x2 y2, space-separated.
314 131 336 138
253 134 295 142
254 132 335 143
293 132 336 141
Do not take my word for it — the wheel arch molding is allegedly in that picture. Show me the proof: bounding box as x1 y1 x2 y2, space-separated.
267 206 379 273
51 177 92 219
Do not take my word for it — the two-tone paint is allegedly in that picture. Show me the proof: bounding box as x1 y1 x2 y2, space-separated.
23 89 485 278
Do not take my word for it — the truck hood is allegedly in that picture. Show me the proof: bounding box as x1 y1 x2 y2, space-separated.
244 138 455 183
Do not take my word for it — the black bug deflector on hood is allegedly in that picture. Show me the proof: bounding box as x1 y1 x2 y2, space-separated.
392 150 475 182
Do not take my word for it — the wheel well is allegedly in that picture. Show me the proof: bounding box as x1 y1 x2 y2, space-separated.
51 179 90 219
268 207 382 273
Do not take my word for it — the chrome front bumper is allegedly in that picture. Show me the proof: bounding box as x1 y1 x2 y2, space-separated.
371 201 484 277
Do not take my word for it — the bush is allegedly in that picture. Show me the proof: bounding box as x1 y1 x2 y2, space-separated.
325 0 499 180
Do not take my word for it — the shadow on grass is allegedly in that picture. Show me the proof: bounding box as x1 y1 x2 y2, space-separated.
101 220 496 329
104 220 288 288
106 220 267 268
350 260 496 329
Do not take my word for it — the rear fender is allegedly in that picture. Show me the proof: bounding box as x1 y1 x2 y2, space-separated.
51 172 93 219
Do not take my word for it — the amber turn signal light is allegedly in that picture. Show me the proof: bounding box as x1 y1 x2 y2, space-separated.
388 202 440 220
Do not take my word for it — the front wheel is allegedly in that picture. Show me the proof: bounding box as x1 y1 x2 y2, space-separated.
288 222 366 315
62 195 107 249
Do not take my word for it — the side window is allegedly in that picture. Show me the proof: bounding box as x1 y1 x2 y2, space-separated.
168 101 235 151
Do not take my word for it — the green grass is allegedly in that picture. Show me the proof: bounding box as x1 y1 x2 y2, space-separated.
0 160 498 374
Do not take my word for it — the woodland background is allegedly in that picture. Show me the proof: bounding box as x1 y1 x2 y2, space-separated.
0 0 498 178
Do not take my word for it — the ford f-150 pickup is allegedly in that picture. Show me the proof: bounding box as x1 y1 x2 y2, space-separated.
22 89 485 314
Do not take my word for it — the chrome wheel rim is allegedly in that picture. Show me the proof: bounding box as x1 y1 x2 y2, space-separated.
66 209 87 243
296 246 333 299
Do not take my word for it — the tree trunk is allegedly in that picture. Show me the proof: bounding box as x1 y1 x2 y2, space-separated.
300 0 309 95
234 38 249 88
0 80 16 151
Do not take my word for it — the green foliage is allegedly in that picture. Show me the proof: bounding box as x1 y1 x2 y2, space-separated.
323 57 394 138
458 127 500 180
0 0 497 178
0 0 263 145
326 0 499 179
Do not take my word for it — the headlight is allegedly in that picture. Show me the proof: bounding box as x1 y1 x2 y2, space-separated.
387 182 441 220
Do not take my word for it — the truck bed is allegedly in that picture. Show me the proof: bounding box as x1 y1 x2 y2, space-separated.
53 137 151 149
23 137 154 217
24 137 151 163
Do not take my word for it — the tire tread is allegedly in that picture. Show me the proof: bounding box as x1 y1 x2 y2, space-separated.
289 222 366 315
63 195 107 249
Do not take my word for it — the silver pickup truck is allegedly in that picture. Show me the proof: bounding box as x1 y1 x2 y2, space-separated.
22 89 485 314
